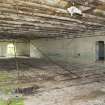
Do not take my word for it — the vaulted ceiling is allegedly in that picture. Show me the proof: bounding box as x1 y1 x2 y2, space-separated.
0 0 105 39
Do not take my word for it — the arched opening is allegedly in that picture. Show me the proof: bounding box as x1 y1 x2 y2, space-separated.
7 43 15 57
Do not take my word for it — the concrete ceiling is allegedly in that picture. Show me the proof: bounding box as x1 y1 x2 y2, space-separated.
0 0 105 39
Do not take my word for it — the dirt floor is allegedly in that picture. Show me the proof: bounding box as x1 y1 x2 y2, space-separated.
0 58 105 105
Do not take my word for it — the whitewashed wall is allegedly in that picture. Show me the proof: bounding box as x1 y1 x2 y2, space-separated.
30 36 105 64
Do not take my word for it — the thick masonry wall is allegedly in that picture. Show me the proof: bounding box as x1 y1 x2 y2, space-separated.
30 36 105 64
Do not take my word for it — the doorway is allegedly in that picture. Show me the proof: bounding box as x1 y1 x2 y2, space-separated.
96 41 104 60
7 43 15 57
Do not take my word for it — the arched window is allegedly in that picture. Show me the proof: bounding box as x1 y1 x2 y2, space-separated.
7 43 15 57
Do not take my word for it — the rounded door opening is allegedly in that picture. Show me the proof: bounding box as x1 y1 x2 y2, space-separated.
7 43 15 57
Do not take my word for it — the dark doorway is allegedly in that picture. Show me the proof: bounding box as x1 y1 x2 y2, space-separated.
97 41 104 60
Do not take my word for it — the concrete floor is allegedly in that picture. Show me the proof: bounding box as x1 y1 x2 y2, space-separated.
0 58 105 105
